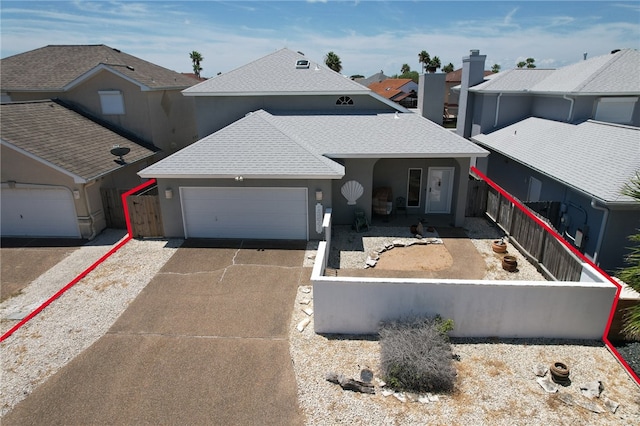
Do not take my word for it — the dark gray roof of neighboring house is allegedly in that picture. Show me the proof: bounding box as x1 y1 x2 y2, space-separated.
182 48 374 96
1 100 158 182
0 44 200 92
139 109 488 179
471 49 640 95
472 117 640 204
355 71 390 87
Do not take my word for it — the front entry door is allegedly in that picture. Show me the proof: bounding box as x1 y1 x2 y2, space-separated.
426 167 454 214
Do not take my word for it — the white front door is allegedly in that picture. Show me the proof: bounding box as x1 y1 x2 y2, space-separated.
426 167 454 214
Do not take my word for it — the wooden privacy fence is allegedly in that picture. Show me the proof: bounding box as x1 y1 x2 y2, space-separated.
126 186 164 238
486 187 583 281
101 188 127 229
465 178 488 217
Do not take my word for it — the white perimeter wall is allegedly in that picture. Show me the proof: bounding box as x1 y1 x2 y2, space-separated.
312 240 617 339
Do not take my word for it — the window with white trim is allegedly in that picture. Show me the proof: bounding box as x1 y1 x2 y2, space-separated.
98 90 125 115
594 97 637 124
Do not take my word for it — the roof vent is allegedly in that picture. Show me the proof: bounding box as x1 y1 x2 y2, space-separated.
296 59 310 69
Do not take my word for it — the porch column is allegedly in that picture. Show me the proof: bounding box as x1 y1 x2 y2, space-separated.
454 158 471 227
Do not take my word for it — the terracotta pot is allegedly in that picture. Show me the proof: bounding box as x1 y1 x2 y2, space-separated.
502 255 517 272
492 239 507 253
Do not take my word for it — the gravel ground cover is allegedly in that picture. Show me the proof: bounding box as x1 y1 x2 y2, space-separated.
0 233 182 416
293 217 639 425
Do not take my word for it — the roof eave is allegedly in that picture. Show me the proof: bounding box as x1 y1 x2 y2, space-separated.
1 138 87 184
181 90 371 97
137 172 345 180
325 152 489 159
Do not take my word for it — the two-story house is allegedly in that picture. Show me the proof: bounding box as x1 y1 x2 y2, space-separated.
1 45 199 239
138 48 488 240
456 49 640 272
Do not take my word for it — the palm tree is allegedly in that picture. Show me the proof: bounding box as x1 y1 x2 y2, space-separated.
525 57 536 68
324 51 342 73
427 56 441 73
401 63 411 74
190 51 204 78
491 64 501 73
442 63 455 73
618 172 640 339
418 50 431 73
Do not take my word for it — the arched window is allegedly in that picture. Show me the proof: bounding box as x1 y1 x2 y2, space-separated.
336 96 354 106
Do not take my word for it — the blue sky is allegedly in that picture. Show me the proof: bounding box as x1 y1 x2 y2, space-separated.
2 1 639 77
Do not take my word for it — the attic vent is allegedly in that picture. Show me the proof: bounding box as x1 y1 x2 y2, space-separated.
336 96 354 106
296 59 310 69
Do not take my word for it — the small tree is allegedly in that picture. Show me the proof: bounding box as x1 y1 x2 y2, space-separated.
189 51 204 78
442 63 455 73
418 50 431 72
324 51 342 73
401 63 411 74
492 63 501 73
618 172 640 339
517 57 536 69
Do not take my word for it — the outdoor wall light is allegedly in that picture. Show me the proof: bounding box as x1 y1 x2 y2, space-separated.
315 190 323 201
73 190 81 199
235 176 244 182
165 188 173 199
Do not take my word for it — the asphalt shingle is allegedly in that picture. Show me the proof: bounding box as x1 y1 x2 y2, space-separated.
1 100 157 181
0 45 199 91
472 117 640 203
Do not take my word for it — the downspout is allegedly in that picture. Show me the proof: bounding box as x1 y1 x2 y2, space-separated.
83 180 99 240
563 94 575 122
494 93 503 128
590 198 609 265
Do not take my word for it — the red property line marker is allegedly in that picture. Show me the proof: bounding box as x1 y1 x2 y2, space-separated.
471 166 638 385
0 179 156 342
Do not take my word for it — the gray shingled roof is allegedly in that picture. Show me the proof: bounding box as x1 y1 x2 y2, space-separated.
183 48 372 95
139 109 488 179
471 49 640 95
1 100 158 182
472 117 640 204
0 45 199 91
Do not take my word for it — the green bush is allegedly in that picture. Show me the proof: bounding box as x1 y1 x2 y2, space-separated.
379 316 456 393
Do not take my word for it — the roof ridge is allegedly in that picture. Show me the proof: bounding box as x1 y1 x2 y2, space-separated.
571 50 626 92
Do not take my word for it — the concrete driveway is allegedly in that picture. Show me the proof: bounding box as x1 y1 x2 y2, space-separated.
1 238 82 302
3 239 307 425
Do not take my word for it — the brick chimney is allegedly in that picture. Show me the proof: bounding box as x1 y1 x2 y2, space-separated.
456 49 486 138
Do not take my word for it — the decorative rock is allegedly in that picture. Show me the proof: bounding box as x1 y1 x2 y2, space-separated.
369 251 380 260
365 257 378 267
302 308 313 316
375 378 386 387
300 286 311 294
307 254 316 260
325 372 375 394
418 395 430 404
427 393 439 402
557 392 575 405
415 233 423 239
381 389 394 397
603 396 620 413
533 364 548 377
360 368 374 383
579 381 603 399
392 240 405 247
575 398 605 413
384 243 394 250
299 298 311 305
296 318 310 332
393 392 406 402
537 376 559 393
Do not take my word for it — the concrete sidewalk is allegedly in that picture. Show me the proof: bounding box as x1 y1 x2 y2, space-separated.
3 239 306 425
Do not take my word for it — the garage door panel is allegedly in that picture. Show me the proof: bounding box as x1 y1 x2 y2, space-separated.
1 188 80 238
181 187 308 240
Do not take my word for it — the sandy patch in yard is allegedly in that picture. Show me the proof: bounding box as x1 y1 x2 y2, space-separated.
374 244 453 271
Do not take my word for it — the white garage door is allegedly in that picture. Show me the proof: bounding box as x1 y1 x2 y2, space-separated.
181 187 308 240
1 187 81 238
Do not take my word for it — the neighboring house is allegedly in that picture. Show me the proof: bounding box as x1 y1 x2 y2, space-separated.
368 78 419 108
1 100 158 239
445 68 494 117
456 48 640 272
0 44 200 154
139 48 488 240
354 71 390 87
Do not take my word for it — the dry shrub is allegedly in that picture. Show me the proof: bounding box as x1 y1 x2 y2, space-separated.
379 316 456 393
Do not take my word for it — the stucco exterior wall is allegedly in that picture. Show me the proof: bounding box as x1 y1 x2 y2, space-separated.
154 178 333 239
193 94 396 138
330 158 377 225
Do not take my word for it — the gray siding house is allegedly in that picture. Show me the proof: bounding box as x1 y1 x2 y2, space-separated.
139 49 488 240
456 49 640 272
